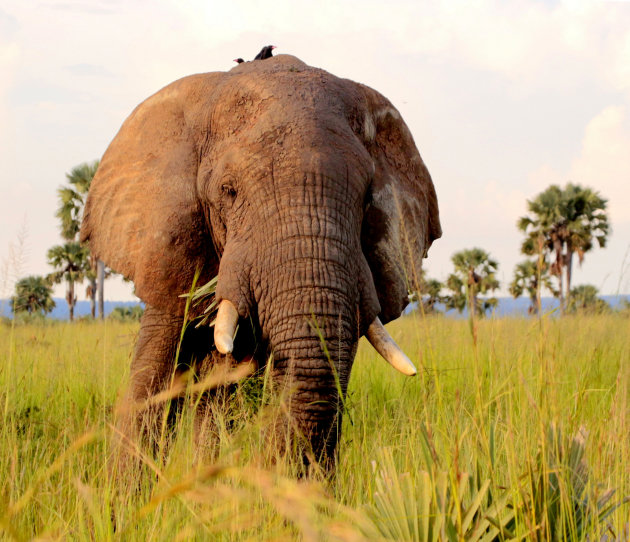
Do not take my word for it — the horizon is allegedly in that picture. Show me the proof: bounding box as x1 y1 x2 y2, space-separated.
3 294 629 320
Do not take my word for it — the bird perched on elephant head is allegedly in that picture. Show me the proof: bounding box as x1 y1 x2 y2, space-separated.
81 54 441 472
254 45 276 60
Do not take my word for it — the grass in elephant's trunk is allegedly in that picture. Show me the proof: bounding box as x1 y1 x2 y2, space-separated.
181 273 219 328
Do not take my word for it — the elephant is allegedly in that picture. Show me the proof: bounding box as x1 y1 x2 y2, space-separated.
80 55 441 467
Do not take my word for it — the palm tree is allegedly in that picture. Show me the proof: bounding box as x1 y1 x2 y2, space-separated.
444 273 467 313
11 275 56 316
84 253 99 318
518 183 609 310
47 242 88 321
562 184 610 292
444 248 500 317
409 274 443 314
56 161 108 318
56 162 98 239
566 284 611 314
421 278 443 314
509 259 555 314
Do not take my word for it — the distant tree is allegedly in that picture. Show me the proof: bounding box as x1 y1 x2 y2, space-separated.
55 160 110 319
84 253 101 319
444 273 467 313
518 183 609 311
444 248 500 317
56 162 98 240
109 305 144 322
11 275 56 316
509 259 556 314
409 274 443 314
566 284 611 315
421 278 444 314
47 241 88 322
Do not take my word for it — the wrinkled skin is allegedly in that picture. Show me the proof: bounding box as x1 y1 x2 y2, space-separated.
81 55 441 466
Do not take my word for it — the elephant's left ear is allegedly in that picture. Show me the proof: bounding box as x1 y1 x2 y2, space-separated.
80 73 223 315
357 84 442 324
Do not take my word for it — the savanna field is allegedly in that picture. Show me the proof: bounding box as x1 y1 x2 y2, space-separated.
1 314 628 540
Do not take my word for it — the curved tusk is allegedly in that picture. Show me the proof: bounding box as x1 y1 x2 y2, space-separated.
214 300 239 354
366 317 417 376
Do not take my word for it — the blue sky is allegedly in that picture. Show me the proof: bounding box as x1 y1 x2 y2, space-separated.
1 0 630 302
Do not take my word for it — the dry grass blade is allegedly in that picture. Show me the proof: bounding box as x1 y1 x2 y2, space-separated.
138 464 230 519
136 462 369 541
115 361 256 417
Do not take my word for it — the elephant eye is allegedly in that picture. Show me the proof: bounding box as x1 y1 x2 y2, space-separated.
221 184 237 198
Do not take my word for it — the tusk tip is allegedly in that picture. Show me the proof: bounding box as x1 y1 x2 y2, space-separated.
215 334 234 354
404 364 417 377
366 317 417 376
214 299 239 354
395 355 417 376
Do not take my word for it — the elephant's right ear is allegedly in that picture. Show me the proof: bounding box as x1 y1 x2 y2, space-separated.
357 84 442 324
81 74 222 315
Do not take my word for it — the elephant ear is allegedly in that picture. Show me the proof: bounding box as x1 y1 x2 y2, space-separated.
81 74 222 315
358 85 442 324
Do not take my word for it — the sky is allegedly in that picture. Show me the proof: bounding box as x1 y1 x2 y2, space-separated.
1 0 630 303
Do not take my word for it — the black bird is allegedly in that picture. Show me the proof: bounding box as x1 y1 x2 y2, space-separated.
233 58 244 64
254 45 276 60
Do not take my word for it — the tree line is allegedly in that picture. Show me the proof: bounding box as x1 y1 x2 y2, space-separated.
417 183 615 317
10 170 616 320
11 161 123 321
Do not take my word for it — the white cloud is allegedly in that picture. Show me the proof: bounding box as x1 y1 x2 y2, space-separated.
528 106 630 222
366 0 630 93
569 106 630 221
433 102 630 292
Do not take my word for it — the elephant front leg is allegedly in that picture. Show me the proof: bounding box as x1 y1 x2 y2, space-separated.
111 305 185 477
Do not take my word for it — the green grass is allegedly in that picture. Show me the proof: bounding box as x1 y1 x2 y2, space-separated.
0 314 628 540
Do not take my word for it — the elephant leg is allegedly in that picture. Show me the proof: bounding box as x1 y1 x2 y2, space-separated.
111 305 184 476
114 305 220 465
192 319 261 461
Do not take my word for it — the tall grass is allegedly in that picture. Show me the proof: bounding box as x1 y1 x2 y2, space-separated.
0 314 628 540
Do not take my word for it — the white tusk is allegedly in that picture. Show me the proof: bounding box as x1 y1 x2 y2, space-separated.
214 300 239 354
366 317 417 376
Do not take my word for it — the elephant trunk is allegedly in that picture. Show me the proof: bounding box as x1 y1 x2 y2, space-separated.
214 170 382 461
264 283 358 461
253 200 372 458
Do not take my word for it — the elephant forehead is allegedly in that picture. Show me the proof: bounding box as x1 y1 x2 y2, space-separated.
141 56 373 138
213 60 358 123
208 96 365 170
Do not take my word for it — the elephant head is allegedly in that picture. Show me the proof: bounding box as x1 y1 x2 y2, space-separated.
81 55 441 462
